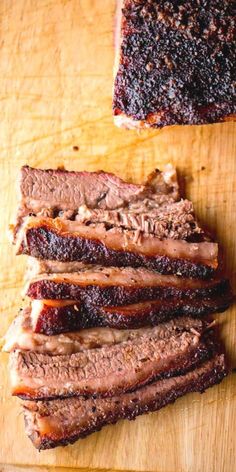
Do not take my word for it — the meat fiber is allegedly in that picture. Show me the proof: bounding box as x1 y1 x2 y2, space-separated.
23 354 227 449
75 199 204 240
9 323 215 399
113 0 236 128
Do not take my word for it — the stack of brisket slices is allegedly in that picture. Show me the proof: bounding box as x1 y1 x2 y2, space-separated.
4 165 232 450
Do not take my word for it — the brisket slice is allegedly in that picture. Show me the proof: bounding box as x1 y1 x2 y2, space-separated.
4 314 209 356
14 164 179 236
25 270 231 306
113 1 236 129
10 326 215 399
16 217 217 279
14 289 231 336
23 354 227 450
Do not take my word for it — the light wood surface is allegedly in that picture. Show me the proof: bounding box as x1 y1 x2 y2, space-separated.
0 1 235 471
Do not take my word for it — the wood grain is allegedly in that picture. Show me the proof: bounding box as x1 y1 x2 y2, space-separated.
0 1 235 471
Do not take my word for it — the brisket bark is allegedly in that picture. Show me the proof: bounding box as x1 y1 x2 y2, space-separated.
12 287 232 336
17 217 218 279
113 0 236 128
10 325 215 399
23 354 228 450
25 270 230 306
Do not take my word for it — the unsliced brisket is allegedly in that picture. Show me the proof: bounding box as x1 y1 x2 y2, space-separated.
4 314 209 356
23 354 227 450
113 0 236 128
10 323 214 399
25 269 230 306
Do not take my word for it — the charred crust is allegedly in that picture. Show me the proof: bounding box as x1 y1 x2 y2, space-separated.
34 304 91 335
26 278 231 306
21 226 215 279
113 0 236 126
34 295 232 334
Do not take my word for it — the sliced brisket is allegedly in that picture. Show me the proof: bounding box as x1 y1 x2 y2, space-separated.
4 314 209 356
17 217 218 278
23 354 228 449
10 323 215 399
24 269 230 306
14 164 179 236
12 287 232 336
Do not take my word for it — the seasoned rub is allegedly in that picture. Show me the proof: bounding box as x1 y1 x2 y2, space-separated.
113 0 236 128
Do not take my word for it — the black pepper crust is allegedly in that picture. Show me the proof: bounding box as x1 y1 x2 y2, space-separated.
34 295 232 335
113 0 236 127
19 226 215 279
26 277 231 306
24 355 228 450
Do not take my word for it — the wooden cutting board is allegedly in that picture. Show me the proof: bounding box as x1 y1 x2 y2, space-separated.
0 1 235 471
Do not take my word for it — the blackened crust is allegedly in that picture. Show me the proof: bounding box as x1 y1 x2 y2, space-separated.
34 295 232 335
20 226 215 279
24 355 228 450
26 277 231 306
95 296 231 330
113 0 236 127
34 304 90 335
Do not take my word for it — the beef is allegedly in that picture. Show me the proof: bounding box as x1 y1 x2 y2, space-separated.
17 217 218 279
113 0 236 129
75 199 204 240
9 323 215 399
13 165 219 278
24 269 230 306
4 314 209 356
13 164 179 236
23 354 227 450
13 286 231 336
